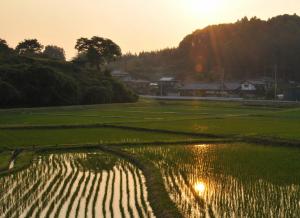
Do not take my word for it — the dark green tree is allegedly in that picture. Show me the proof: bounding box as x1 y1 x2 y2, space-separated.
43 45 66 61
0 80 20 107
75 36 121 70
83 86 112 104
15 39 43 56
0 38 13 56
0 39 11 54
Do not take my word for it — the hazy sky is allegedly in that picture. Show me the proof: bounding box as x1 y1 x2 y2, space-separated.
0 0 299 59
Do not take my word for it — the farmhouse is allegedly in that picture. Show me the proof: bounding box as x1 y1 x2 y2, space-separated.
240 79 273 96
180 82 240 97
111 70 132 81
158 77 181 96
125 79 151 95
111 70 151 94
284 87 300 101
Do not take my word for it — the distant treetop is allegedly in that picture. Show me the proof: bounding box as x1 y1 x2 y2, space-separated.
0 38 12 54
16 39 43 56
43 45 66 61
75 36 121 70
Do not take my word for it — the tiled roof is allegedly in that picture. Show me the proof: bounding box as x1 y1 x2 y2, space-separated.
159 77 175 82
181 82 241 91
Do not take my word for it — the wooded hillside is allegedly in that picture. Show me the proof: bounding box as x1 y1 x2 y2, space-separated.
112 14 300 82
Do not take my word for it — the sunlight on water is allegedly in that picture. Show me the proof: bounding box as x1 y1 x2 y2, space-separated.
127 144 300 218
195 144 209 148
194 182 206 194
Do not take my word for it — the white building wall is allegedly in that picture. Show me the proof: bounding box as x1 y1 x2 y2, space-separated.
241 83 256 91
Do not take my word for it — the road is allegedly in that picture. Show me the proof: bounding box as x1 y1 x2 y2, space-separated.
141 95 300 105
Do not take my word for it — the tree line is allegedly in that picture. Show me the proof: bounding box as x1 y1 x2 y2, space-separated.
112 14 300 83
0 37 137 108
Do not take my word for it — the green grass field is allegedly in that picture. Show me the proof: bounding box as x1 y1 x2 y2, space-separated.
0 99 299 172
0 99 299 142
0 99 300 217
0 127 200 149
0 151 11 171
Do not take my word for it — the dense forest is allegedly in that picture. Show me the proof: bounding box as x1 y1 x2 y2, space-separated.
112 14 300 83
0 37 138 108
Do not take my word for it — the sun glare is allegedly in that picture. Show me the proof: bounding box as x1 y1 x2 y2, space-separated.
195 144 209 148
194 182 206 194
187 0 223 16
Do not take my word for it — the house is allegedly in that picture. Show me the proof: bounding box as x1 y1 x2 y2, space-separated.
111 70 132 81
284 86 300 101
240 79 274 97
111 70 151 94
241 80 265 91
157 77 181 96
180 82 240 97
124 79 151 95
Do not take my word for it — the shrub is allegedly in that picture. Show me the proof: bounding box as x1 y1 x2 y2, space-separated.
111 79 139 103
82 86 112 104
21 66 79 106
0 80 21 107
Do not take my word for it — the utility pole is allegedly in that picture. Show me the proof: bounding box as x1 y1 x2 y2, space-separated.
274 64 278 100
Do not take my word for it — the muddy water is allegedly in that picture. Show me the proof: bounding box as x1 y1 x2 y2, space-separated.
0 152 155 218
127 144 300 218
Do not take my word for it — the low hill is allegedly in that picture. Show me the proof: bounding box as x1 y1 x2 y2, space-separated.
0 55 138 108
112 14 300 83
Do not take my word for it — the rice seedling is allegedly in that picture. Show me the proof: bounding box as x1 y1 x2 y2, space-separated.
85 173 97 218
109 170 116 218
124 167 135 218
92 173 102 218
65 171 86 217
53 163 80 218
75 171 91 218
118 167 126 218
24 160 62 218
0 151 155 218
120 168 131 217
128 165 144 218
136 169 154 217
126 143 300 217
44 160 75 218
102 171 110 218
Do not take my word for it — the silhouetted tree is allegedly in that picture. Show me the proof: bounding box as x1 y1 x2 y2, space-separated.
15 39 43 56
0 39 11 53
75 36 121 70
0 39 14 58
43 45 66 61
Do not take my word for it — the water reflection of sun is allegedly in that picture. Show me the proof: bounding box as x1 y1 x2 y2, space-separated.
195 144 208 148
194 182 206 194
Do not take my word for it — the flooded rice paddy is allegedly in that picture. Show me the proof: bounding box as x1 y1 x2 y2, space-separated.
0 151 154 218
126 143 300 218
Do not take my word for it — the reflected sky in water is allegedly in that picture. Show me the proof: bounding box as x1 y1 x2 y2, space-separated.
127 143 300 218
0 152 155 218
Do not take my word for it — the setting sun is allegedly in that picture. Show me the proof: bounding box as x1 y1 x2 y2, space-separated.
187 0 223 15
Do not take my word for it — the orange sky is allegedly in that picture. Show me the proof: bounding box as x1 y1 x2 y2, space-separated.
0 0 299 59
